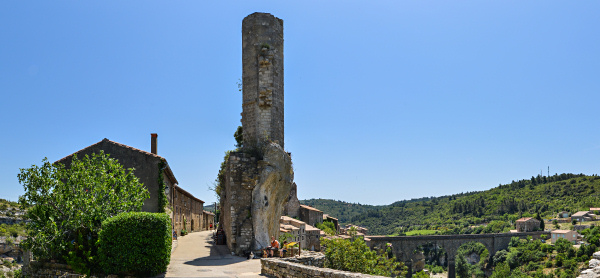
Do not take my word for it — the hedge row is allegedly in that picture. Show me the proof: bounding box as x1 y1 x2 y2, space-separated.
97 212 172 276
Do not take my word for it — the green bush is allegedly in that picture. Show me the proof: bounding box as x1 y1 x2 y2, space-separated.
98 212 171 276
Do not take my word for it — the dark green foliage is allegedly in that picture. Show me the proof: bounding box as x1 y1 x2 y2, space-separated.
455 254 469 278
234 125 243 148
98 212 171 276
321 237 405 277
303 173 600 236
157 159 169 213
315 220 336 235
18 152 149 270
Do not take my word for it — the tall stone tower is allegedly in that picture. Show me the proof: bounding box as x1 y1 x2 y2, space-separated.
220 13 293 255
241 13 284 149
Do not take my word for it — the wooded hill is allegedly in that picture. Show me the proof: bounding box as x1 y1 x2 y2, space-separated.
301 173 600 235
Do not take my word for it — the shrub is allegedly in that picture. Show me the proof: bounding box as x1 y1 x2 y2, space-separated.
18 152 148 273
98 212 171 276
321 237 405 277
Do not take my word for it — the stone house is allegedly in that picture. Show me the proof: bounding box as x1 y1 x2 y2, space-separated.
202 210 215 230
341 224 369 236
56 134 204 233
572 211 595 222
280 216 321 251
172 185 204 233
551 230 579 244
515 217 540 232
557 211 570 218
299 205 323 227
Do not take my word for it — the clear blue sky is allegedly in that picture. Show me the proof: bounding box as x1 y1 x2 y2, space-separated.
1 1 599 206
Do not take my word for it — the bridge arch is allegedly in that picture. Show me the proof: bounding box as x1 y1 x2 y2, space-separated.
367 231 548 278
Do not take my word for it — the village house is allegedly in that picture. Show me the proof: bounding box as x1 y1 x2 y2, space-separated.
56 134 204 234
515 217 541 232
572 211 596 222
280 216 321 251
202 211 215 230
172 185 204 233
299 205 324 227
341 224 369 236
557 211 570 218
551 230 579 244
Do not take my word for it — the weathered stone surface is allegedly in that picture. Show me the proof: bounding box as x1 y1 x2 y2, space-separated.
261 252 388 278
242 12 284 150
283 182 300 218
252 142 293 249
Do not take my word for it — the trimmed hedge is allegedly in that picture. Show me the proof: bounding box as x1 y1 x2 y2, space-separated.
98 212 172 276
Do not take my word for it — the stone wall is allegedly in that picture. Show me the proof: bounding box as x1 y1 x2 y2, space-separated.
241 12 284 149
261 252 387 278
22 262 135 278
283 182 300 218
172 185 204 233
299 205 323 227
221 152 259 254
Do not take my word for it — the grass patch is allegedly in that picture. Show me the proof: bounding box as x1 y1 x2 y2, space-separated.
406 229 438 236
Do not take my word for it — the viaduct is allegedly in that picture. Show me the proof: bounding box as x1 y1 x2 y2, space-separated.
366 231 549 278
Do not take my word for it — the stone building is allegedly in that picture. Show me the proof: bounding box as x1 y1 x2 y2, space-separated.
572 211 595 222
172 185 204 233
280 216 321 251
515 217 540 232
299 205 323 227
56 134 204 233
220 12 293 255
551 230 579 244
202 210 215 230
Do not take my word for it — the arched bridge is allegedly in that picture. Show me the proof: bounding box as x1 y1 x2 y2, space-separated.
366 231 549 278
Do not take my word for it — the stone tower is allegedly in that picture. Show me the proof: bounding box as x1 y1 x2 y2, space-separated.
241 13 284 149
220 13 293 255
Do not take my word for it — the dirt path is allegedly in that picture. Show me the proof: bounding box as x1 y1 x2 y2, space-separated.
161 230 264 278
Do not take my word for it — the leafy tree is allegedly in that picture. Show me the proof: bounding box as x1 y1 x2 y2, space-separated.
321 237 405 277
18 152 149 273
455 254 469 278
490 262 510 278
554 238 573 254
234 125 243 148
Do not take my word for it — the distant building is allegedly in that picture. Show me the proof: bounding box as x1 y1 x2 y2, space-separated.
280 216 321 251
515 217 540 232
299 205 323 227
203 211 215 230
572 211 595 222
341 224 369 236
557 211 570 218
551 230 579 244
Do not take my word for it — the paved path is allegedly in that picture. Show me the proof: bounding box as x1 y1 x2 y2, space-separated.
162 230 264 278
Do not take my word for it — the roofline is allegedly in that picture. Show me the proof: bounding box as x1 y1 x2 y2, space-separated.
55 138 166 164
174 184 204 204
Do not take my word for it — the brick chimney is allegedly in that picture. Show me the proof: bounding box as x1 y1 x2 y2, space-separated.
151 133 158 154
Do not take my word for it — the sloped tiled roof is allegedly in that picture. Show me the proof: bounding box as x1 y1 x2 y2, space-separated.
55 138 178 185
300 205 322 213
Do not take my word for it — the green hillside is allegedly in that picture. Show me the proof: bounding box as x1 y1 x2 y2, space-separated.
302 173 600 235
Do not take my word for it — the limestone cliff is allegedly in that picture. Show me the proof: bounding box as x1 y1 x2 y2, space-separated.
252 142 293 249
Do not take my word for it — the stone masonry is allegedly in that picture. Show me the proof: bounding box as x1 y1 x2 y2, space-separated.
241 12 284 149
220 12 293 255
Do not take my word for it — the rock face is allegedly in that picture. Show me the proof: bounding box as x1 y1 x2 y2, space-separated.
283 182 300 218
576 252 600 278
252 142 293 249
